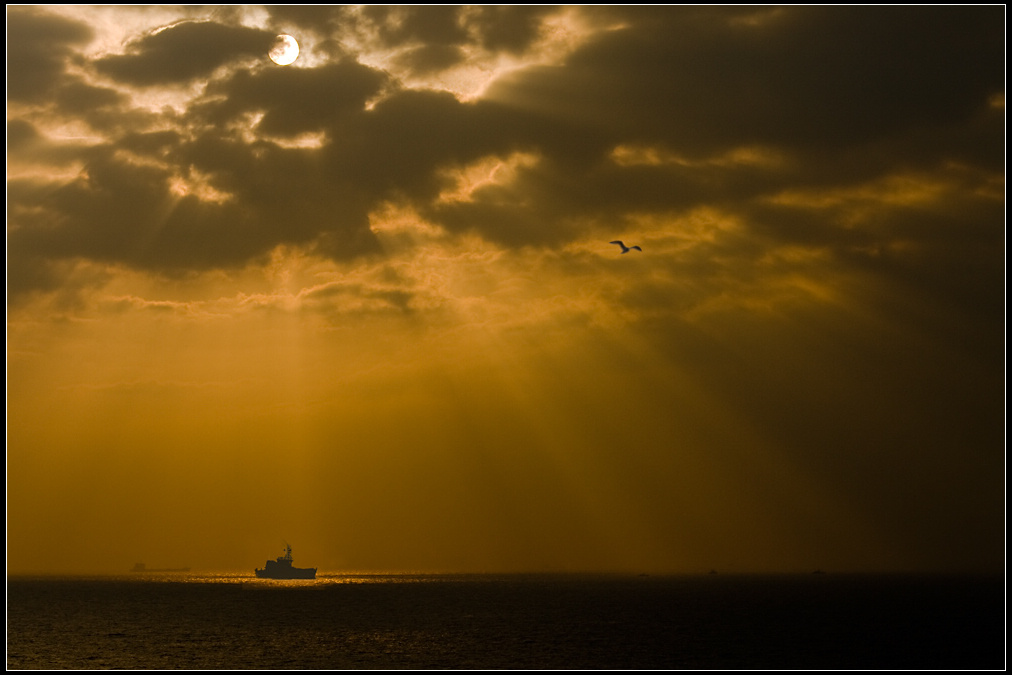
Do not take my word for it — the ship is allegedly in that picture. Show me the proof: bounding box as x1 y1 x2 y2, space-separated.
255 544 317 579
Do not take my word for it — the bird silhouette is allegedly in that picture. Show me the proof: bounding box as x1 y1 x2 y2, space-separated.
610 240 642 254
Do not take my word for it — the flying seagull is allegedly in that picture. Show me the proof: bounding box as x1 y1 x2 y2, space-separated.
610 240 642 254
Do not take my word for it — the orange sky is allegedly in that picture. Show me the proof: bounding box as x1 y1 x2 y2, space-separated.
7 6 1005 575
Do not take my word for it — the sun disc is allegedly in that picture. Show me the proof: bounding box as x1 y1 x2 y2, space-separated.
269 34 299 66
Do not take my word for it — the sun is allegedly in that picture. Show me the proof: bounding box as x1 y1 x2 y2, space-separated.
269 34 299 66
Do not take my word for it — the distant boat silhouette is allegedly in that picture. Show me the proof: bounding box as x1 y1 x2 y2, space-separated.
255 544 316 579
610 240 642 254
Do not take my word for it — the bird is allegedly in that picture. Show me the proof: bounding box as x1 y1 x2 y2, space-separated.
610 240 642 254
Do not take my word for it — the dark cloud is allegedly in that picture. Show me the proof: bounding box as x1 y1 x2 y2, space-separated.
265 6 557 62
486 6 1003 157
466 6 555 54
13 152 175 260
54 80 126 111
196 59 390 137
428 7 1004 254
9 133 383 281
325 90 522 202
95 20 276 86
51 80 144 132
7 119 44 151
169 134 381 262
357 6 558 58
265 5 353 34
264 5 556 68
7 119 99 169
6 6 94 103
362 6 468 49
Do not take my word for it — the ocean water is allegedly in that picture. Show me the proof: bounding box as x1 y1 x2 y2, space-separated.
6 573 1004 670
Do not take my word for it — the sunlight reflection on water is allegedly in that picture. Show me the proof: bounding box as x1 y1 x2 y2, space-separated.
120 570 501 587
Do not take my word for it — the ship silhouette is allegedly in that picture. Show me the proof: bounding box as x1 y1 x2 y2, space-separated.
255 544 317 579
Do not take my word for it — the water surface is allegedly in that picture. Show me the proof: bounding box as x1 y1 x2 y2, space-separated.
6 573 1003 669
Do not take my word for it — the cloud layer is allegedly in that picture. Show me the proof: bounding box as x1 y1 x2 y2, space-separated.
8 7 1003 299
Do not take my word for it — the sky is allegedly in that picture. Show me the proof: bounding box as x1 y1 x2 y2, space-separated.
6 5 1005 576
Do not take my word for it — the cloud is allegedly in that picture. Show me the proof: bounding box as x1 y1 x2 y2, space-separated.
464 6 556 54
361 6 470 50
266 6 557 61
6 5 1004 326
195 59 391 137
6 6 94 103
94 20 276 86
486 7 1004 154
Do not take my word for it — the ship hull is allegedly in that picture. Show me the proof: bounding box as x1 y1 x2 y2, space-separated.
255 567 316 580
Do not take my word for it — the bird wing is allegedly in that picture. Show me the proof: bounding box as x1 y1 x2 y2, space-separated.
631 246 642 251
610 241 624 246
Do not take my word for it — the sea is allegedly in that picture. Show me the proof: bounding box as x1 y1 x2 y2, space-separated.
6 572 1005 670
